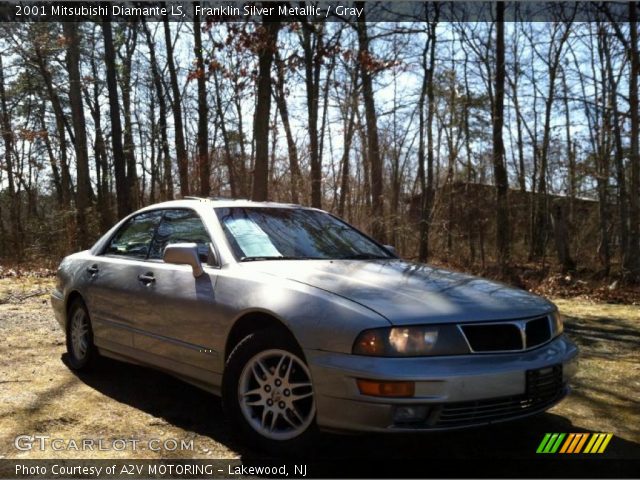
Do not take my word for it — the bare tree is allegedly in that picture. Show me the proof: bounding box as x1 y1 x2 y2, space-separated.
493 2 510 271
102 18 129 219
356 2 386 243
252 18 281 201
193 10 210 197
63 23 91 248
163 18 190 197
629 3 640 279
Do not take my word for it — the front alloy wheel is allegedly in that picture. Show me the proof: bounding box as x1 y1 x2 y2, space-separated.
223 328 317 453
238 349 315 441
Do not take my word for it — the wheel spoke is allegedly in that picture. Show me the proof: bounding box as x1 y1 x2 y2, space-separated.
290 381 312 389
288 407 304 424
261 408 270 428
245 397 265 407
274 354 287 378
281 411 297 427
270 410 279 431
251 362 268 385
283 356 294 383
242 387 262 398
291 391 313 402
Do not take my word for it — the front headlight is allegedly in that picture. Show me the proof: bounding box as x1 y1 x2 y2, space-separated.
551 311 564 336
353 324 470 357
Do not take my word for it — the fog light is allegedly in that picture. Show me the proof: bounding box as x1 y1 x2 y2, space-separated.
356 379 415 397
392 405 429 424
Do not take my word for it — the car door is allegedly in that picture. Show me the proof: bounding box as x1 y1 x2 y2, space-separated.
85 210 163 353
131 208 224 379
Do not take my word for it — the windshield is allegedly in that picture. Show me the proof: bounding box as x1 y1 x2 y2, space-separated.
215 207 393 262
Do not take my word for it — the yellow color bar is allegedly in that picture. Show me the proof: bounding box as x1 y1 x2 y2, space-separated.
598 434 613 453
583 433 597 453
590 433 606 454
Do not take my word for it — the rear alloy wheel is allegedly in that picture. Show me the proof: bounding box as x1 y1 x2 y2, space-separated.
223 329 316 453
66 299 97 370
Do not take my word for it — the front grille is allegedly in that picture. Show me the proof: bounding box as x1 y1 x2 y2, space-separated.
460 315 553 353
434 365 564 428
526 316 551 348
461 323 522 351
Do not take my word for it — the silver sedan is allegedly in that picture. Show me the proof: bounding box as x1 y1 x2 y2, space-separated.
51 198 578 452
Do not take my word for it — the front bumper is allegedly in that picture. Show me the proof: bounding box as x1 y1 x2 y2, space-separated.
306 334 578 432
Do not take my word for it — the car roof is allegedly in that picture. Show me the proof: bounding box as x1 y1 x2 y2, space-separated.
135 197 314 212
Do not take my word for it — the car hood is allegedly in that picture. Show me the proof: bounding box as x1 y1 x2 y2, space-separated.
241 259 554 325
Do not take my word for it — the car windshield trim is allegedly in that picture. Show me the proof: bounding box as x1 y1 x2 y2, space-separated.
214 206 393 262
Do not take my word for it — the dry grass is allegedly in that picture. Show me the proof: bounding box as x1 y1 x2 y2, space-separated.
551 298 640 444
0 278 638 461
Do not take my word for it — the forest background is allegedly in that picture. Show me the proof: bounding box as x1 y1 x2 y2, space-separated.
1 2 639 299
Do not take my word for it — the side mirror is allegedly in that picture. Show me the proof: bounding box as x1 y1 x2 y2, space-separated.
163 243 204 277
384 244 398 257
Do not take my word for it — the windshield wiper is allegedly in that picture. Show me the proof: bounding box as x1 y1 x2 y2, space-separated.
240 256 317 262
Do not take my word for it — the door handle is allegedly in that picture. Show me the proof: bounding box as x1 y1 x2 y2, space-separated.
138 272 155 285
87 265 99 275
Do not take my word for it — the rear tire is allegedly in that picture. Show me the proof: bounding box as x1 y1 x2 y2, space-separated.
222 328 317 454
65 298 97 371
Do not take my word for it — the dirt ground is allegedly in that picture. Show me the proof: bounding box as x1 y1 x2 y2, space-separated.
0 276 638 464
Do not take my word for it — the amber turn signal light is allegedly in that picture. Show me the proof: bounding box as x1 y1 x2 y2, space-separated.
356 379 415 397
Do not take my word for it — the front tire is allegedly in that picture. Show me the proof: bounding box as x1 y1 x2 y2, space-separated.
223 328 316 453
65 299 97 371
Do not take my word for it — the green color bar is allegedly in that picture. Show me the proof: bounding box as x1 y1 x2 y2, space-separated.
543 433 559 453
537 433 552 453
550 433 566 453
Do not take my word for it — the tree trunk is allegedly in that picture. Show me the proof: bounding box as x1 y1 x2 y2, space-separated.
193 12 210 197
0 55 22 259
64 23 91 248
273 52 302 204
493 2 510 272
102 18 130 219
119 24 139 210
628 2 640 279
603 35 629 268
551 200 575 273
301 22 323 208
338 67 358 218
163 18 190 197
251 18 281 201
144 22 173 201
33 44 72 208
532 22 572 259
88 42 113 232
356 2 386 243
